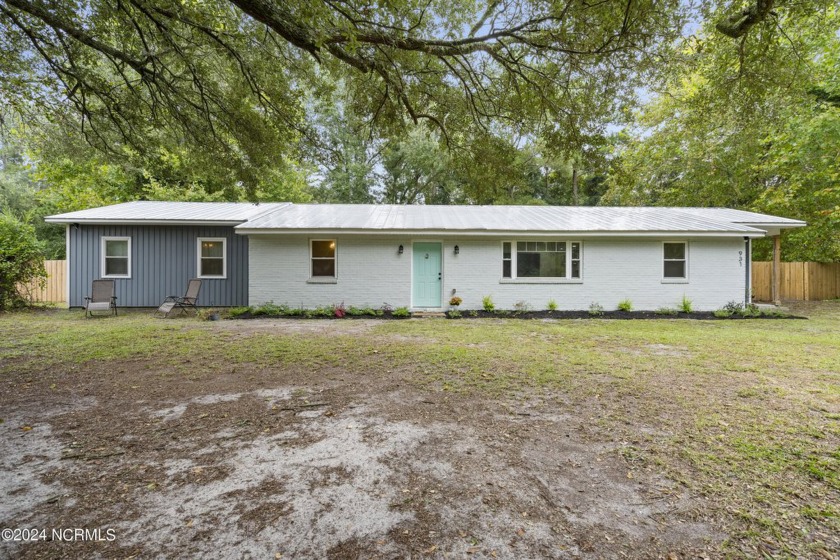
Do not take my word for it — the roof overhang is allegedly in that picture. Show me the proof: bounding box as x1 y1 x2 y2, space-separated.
235 228 767 238
45 218 246 226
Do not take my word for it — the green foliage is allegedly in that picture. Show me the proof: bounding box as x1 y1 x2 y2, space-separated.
482 295 495 312
228 307 252 318
446 309 462 319
588 302 604 317
252 302 288 316
617 299 633 312
679 296 694 314
739 304 761 318
547 299 558 311
713 309 733 318
0 212 46 310
655 307 679 316
392 307 410 318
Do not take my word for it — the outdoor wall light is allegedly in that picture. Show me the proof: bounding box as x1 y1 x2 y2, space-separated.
398 244 404 255
454 245 460 255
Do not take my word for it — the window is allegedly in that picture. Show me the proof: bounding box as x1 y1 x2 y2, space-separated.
311 239 336 277
101 237 130 278
198 238 226 278
663 242 687 279
502 240 581 280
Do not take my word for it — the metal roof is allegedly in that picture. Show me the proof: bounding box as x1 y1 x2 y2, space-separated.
235 204 800 236
45 201 289 225
45 201 805 237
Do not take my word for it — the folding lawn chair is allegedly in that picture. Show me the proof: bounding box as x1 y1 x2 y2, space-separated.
84 279 117 317
156 279 202 318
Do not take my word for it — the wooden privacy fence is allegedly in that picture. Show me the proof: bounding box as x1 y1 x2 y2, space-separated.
19 260 66 303
752 261 840 301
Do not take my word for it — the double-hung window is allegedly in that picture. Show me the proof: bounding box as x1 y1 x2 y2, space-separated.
311 240 336 277
663 242 687 280
101 237 131 278
198 238 227 278
502 241 581 280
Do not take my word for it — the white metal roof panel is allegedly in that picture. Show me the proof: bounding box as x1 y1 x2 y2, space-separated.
668 207 806 226
45 201 289 224
237 204 770 234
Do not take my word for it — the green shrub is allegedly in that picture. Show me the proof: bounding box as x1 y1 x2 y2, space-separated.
447 309 462 319
0 212 46 310
547 299 558 311
679 295 693 313
713 309 733 318
617 299 633 312
655 307 678 316
312 306 334 317
588 302 604 316
228 306 252 317
252 302 286 316
739 303 761 317
392 307 410 318
723 300 744 314
482 295 495 312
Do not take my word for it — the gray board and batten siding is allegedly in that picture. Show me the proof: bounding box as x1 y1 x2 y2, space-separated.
68 225 248 307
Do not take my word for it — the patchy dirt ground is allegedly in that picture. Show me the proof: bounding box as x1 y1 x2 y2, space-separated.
0 320 727 559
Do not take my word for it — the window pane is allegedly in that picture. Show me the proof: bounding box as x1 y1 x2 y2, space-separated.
664 261 686 278
502 260 511 278
312 240 335 258
517 252 540 277
502 242 511 259
202 241 224 258
571 243 580 260
517 242 526 251
201 258 224 276
664 243 685 260
546 242 556 252
542 252 566 277
536 241 546 252
312 259 335 277
572 260 580 278
106 257 128 276
557 241 566 252
106 239 128 257
527 242 537 251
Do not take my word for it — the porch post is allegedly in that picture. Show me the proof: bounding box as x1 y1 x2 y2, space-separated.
772 234 781 305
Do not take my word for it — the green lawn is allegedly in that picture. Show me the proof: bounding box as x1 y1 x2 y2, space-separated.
1 304 838 557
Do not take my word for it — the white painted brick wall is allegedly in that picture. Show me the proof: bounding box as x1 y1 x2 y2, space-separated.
248 235 748 311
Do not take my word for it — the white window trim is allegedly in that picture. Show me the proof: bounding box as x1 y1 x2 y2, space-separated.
662 241 689 284
500 240 583 283
197 237 227 279
310 239 337 279
101 236 131 279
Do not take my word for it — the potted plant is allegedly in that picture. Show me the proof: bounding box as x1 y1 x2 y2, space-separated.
449 296 463 308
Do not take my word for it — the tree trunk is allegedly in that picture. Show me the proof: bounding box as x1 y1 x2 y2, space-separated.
572 167 579 206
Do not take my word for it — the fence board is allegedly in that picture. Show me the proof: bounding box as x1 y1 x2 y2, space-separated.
752 261 840 301
19 260 66 303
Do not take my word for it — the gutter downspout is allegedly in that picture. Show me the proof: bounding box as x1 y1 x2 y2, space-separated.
744 236 751 306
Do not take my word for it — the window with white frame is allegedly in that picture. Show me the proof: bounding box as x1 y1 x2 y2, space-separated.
311 239 336 277
502 241 581 279
101 237 131 278
198 238 226 278
663 242 687 279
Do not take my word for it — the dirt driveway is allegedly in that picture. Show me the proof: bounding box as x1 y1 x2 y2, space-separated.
0 317 732 559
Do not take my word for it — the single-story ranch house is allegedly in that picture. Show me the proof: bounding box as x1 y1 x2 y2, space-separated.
46 202 805 311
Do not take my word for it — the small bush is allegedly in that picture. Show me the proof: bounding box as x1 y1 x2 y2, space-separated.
738 303 761 317
312 306 334 317
446 309 462 319
252 302 287 316
713 309 733 318
513 300 531 312
482 295 495 312
0 212 46 310
723 300 744 314
655 307 678 316
588 302 604 317
228 306 252 317
392 307 410 318
469 310 479 317
679 295 693 313
334 302 346 318
617 299 633 312
547 299 558 311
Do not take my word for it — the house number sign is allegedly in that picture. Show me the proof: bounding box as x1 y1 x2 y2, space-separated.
738 250 743 267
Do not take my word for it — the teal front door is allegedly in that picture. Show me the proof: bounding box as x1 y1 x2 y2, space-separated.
412 242 442 308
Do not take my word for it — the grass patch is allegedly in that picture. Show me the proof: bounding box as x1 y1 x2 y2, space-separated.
1 303 839 556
